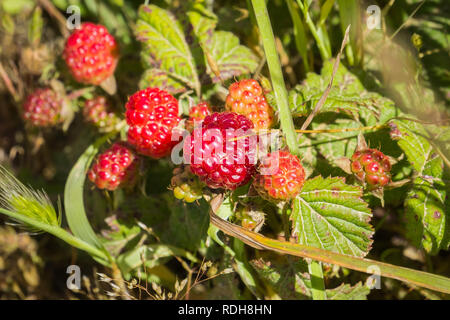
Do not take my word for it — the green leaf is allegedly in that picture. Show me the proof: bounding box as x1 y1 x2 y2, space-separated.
139 68 188 94
64 135 111 251
312 117 359 165
135 4 200 94
2 0 34 15
288 61 398 125
28 6 43 46
292 176 373 257
286 0 310 72
405 160 449 255
208 196 234 246
186 2 217 44
162 196 210 252
250 253 311 299
326 282 370 300
390 118 450 254
117 244 198 277
203 31 259 83
101 215 141 257
391 118 435 175
208 196 262 298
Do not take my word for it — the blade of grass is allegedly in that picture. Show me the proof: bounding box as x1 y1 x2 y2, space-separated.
336 0 361 66
251 0 299 156
64 133 116 256
251 0 325 299
287 0 311 72
295 0 331 61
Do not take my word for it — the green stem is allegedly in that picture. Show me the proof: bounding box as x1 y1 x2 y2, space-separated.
296 0 331 61
0 207 110 264
286 0 310 72
308 261 327 299
251 0 299 156
251 0 326 300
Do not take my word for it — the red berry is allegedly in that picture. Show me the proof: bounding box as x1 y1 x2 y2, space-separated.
88 142 139 190
83 96 120 131
253 150 306 201
351 148 391 188
125 88 181 159
186 102 212 131
63 23 119 85
23 88 63 127
226 79 274 130
183 112 257 190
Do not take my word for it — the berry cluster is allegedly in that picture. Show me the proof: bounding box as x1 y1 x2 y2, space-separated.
253 150 305 201
226 79 274 130
64 23 119 85
88 143 139 191
186 102 212 131
23 88 62 127
83 96 120 131
183 112 257 190
351 148 391 189
125 88 181 159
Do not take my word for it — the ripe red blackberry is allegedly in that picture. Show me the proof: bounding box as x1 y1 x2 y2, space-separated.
63 23 119 85
253 150 305 201
183 112 257 190
186 102 212 131
83 96 120 131
225 79 274 130
351 148 391 189
23 88 63 127
125 88 181 159
88 142 139 191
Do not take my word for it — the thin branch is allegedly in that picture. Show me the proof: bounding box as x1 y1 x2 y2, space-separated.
0 62 19 101
38 0 70 38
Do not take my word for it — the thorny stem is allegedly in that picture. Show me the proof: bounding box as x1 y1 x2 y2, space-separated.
0 62 19 101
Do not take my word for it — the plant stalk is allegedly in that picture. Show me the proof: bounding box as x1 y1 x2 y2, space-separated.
296 0 331 61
